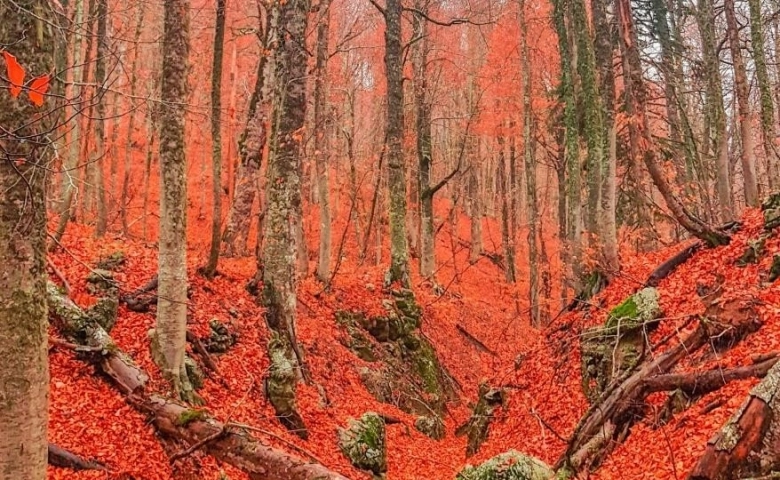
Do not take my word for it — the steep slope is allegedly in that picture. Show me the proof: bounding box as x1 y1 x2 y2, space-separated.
46 207 780 480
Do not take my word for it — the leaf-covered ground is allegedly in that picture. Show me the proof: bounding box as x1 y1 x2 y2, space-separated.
46 207 780 479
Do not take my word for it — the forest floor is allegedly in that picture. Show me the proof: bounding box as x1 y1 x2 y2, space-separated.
45 207 780 480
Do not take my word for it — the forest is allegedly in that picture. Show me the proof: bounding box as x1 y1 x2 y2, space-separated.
3 0 780 478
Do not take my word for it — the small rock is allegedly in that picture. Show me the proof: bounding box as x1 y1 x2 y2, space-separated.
414 415 445 440
338 412 387 475
456 450 552 480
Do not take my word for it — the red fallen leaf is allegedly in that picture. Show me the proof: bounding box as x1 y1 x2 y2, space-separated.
28 74 49 106
3 51 25 97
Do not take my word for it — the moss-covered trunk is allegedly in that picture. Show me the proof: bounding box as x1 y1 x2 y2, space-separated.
0 2 58 475
222 9 273 258
201 0 226 277
154 0 192 399
385 0 410 286
262 0 311 438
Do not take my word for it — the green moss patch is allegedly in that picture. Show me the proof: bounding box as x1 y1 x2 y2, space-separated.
338 412 387 475
581 288 662 402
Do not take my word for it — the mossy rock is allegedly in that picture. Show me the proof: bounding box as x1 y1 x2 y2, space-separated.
770 255 780 282
184 356 204 390
335 311 377 361
604 287 661 332
762 192 780 230
337 291 456 417
415 415 445 440
338 412 387 475
204 319 237 353
581 288 661 402
96 251 126 271
456 450 553 480
737 236 767 267
458 383 505 456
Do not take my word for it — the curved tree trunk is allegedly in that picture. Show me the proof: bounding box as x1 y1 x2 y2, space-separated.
0 2 58 476
222 9 272 258
615 0 729 247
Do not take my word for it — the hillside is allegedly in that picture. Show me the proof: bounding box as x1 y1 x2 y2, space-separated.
43 206 780 480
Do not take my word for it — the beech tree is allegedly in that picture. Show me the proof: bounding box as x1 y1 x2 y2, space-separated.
222 6 273 258
152 0 194 400
724 0 758 206
201 0 226 278
0 1 59 476
262 0 310 437
314 0 333 282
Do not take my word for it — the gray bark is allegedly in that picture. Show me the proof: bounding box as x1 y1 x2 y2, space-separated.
155 0 192 398
0 1 58 476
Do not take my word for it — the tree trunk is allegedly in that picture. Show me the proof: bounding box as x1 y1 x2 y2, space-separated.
747 0 780 191
93 0 108 236
314 0 332 282
498 138 516 283
724 0 759 206
202 0 226 278
121 3 147 236
571 0 604 249
222 8 272 258
262 0 310 438
553 0 583 289
696 0 732 222
591 0 618 273
520 0 540 323
688 360 780 479
615 0 729 247
154 0 193 399
384 0 410 286
468 143 483 264
51 0 85 249
0 2 58 476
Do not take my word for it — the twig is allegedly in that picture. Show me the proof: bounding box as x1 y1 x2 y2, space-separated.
169 429 225 464
186 330 218 373
49 337 104 353
529 408 567 444
226 422 325 465
456 324 497 357
47 257 72 295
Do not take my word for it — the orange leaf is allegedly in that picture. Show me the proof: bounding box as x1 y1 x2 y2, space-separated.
2 51 25 98
27 74 49 106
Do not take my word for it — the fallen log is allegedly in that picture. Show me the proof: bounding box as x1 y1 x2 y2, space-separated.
688 360 780 480
48 443 106 471
121 276 159 312
138 396 349 480
47 285 351 480
646 243 701 287
559 298 763 475
644 358 778 397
